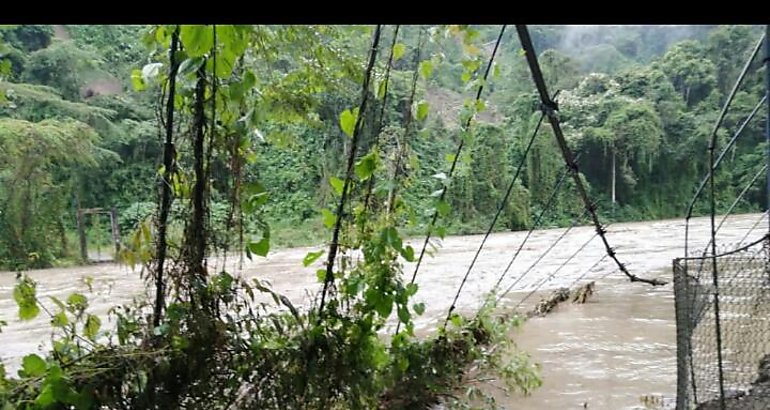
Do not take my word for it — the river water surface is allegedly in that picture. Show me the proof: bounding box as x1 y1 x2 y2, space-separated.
1 213 765 409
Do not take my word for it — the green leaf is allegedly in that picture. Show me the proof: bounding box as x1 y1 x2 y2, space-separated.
475 100 486 113
339 108 358 137
172 336 190 350
400 245 416 262
84 314 101 341
371 343 389 369
493 63 501 78
180 25 214 57
215 47 237 79
382 227 402 251
459 105 475 127
212 271 235 294
374 295 393 318
419 60 433 79
461 71 472 83
248 236 270 257
397 306 410 323
178 56 205 78
436 200 451 217
329 176 345 195
344 276 362 295
69 387 96 410
445 153 456 163
166 303 187 322
35 384 56 406
415 100 429 121
22 354 46 377
244 191 269 214
243 70 256 90
216 25 248 56
321 209 337 229
13 276 39 321
355 151 378 181
130 69 145 91
153 25 168 45
405 283 418 297
316 269 327 282
393 43 406 60
398 356 410 372
46 364 63 380
51 311 68 328
242 182 268 213
450 313 463 328
303 250 324 267
66 293 88 312
413 302 426 315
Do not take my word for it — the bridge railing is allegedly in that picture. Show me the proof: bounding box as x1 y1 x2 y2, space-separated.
674 235 770 409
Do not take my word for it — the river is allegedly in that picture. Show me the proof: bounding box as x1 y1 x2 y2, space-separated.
1 213 765 409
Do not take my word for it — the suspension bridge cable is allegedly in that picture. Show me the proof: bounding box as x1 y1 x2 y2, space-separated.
388 27 425 216
515 24 665 287
495 209 589 304
685 164 768 340
683 32 766 287
515 231 599 309
318 25 382 316
407 25 507 288
363 25 400 214
685 94 767 223
390 30 427 336
680 38 767 398
491 153 581 293
739 211 768 246
765 25 770 235
695 163 768 272
703 35 765 407
443 96 558 323
153 26 181 327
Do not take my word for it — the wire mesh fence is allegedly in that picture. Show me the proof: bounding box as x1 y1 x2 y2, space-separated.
674 234 770 409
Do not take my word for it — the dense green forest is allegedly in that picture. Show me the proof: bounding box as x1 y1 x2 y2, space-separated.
0 25 766 270
0 24 767 409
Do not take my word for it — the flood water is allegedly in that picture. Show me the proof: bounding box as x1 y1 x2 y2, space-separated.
0 213 766 409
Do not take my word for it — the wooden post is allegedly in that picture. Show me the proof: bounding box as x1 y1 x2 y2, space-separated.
611 147 616 213
110 207 121 255
76 209 87 262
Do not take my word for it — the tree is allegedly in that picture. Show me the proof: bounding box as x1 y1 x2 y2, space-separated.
22 41 102 101
659 40 718 108
539 49 580 90
0 25 53 52
705 25 760 98
562 74 662 207
0 118 106 268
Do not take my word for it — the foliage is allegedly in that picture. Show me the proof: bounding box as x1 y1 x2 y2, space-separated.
1 23 769 409
22 41 104 101
0 25 53 53
0 118 106 268
0 24 547 410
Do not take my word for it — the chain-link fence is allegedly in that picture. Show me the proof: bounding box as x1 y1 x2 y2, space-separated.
674 235 770 409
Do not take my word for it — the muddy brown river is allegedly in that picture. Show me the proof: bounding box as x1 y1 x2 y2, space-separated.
1 213 766 409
